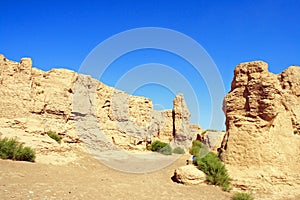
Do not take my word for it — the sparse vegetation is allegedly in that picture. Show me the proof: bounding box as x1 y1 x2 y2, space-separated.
195 152 231 191
47 131 61 143
0 137 18 159
189 140 231 191
173 147 185 154
206 129 218 132
0 137 35 162
149 140 168 151
294 130 299 135
159 144 172 155
148 140 172 155
189 140 203 157
13 146 36 162
232 192 254 200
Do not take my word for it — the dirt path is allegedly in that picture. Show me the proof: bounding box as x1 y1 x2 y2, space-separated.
0 153 231 200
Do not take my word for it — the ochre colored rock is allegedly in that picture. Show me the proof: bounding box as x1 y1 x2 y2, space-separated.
173 94 192 145
0 55 202 163
220 61 300 199
173 165 206 185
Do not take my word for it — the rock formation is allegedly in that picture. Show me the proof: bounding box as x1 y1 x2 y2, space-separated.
173 165 206 185
203 131 226 153
220 61 300 199
0 54 201 163
173 94 193 147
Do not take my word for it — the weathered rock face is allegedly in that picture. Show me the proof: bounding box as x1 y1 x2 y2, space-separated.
173 94 194 148
174 94 190 134
203 131 226 153
220 61 300 199
73 74 198 152
0 55 80 164
0 55 201 163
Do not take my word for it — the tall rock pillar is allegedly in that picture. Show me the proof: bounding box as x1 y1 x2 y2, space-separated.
173 94 193 148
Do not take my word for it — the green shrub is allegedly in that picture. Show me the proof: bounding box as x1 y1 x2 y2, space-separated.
195 152 231 191
0 137 18 159
0 137 35 162
149 140 172 155
13 146 36 162
232 192 254 200
192 140 203 148
159 144 172 155
189 140 231 191
47 131 61 143
173 147 185 154
190 145 200 157
149 140 168 152
189 140 203 157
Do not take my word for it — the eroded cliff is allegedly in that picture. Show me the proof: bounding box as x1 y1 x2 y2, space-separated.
0 55 201 163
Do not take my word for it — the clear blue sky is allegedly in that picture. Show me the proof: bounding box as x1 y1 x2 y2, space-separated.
1 0 300 129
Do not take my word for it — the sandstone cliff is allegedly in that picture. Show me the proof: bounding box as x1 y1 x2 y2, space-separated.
220 61 300 199
0 54 201 163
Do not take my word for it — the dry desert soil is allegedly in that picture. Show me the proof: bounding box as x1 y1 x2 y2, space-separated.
0 152 232 200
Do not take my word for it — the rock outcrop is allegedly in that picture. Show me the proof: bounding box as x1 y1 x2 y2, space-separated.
220 61 300 199
173 165 206 185
0 54 201 163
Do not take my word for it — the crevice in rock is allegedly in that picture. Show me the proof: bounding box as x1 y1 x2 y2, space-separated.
172 109 176 138
218 131 229 160
71 111 87 117
243 87 250 112
45 109 65 116
102 100 110 108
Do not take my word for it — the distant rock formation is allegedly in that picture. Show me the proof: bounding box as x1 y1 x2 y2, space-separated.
0 54 201 163
220 61 300 199
203 130 226 153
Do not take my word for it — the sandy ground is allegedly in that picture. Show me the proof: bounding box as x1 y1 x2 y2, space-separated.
0 152 232 200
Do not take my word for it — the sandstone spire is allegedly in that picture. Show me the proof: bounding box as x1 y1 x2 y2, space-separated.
173 94 193 147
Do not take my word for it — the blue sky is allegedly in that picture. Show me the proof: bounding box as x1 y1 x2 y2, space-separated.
1 0 300 129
